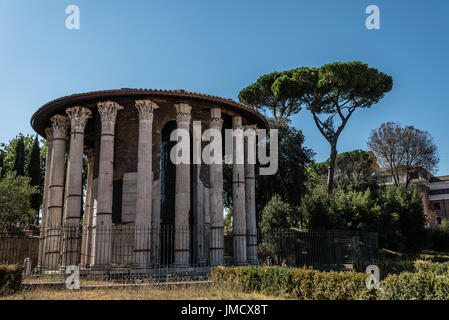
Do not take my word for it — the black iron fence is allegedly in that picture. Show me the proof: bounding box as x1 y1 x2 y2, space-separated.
0 226 378 281
256 229 378 270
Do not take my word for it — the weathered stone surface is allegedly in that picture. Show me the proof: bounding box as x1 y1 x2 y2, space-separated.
174 103 192 267
209 108 224 266
245 125 258 266
44 115 69 269
232 116 247 266
38 127 53 270
134 100 159 267
94 101 123 267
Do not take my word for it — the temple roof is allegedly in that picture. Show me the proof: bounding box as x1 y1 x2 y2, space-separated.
30 88 269 138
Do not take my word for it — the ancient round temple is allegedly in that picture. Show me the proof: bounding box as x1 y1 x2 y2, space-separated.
31 89 269 271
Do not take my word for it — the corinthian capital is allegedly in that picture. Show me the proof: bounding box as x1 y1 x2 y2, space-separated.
135 100 159 121
50 115 70 139
97 101 124 123
175 103 192 123
232 116 244 130
45 127 54 142
244 124 258 136
210 108 223 129
66 106 92 133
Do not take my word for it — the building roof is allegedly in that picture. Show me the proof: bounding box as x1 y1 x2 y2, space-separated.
437 175 449 181
30 88 270 138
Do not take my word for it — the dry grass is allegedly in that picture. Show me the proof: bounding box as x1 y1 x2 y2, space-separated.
2 283 286 300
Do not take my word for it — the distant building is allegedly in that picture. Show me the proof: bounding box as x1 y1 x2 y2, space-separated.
379 167 449 227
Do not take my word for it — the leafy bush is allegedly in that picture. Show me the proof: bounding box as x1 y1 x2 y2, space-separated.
428 227 449 252
0 265 23 296
0 173 38 233
299 184 427 252
259 196 294 262
380 272 449 300
413 260 449 275
211 265 449 300
357 259 449 279
211 266 375 300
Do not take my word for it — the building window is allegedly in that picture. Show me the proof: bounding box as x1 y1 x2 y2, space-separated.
434 203 441 211
430 189 449 195
410 171 419 180
437 216 443 225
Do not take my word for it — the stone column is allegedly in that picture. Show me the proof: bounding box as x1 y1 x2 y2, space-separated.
94 101 123 267
81 149 95 267
232 116 247 266
64 107 92 226
203 185 211 264
174 103 192 267
62 107 92 267
193 120 208 265
38 127 54 270
245 125 258 266
44 115 69 270
134 100 159 268
151 129 162 266
209 108 225 266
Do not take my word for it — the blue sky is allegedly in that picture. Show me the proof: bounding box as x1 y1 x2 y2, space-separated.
0 0 448 174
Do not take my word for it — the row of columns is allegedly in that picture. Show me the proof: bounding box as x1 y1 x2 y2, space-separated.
39 100 258 269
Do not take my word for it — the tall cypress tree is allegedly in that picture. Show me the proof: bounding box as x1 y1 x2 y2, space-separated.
28 136 42 222
12 136 25 176
0 150 4 178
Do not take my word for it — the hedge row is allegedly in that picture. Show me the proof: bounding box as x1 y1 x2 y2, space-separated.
211 266 449 300
378 259 449 277
381 272 449 300
0 265 23 296
210 266 376 300
355 259 449 278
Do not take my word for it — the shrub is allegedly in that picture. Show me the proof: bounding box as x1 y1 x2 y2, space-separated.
211 266 375 300
376 259 415 278
428 227 449 252
0 264 23 296
358 259 449 279
212 265 449 300
413 260 449 275
380 272 440 300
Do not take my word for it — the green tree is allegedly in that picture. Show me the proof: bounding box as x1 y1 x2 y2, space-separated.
238 71 303 120
260 195 294 232
0 173 38 231
0 151 4 178
311 150 379 192
259 195 294 255
368 122 439 188
272 61 393 192
28 136 42 221
299 181 426 252
12 136 25 176
0 134 38 175
224 208 233 229
299 184 343 230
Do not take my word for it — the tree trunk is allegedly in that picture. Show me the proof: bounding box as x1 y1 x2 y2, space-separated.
327 143 337 192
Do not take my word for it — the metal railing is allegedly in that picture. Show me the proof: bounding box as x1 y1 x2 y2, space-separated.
257 229 378 270
0 226 378 282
